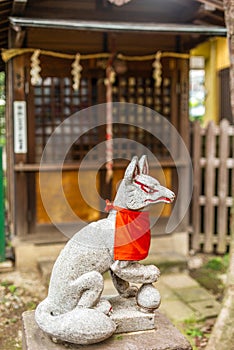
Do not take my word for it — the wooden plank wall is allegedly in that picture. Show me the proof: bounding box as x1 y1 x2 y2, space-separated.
191 119 234 254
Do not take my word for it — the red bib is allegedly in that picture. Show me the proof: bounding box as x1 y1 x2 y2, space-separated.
105 200 151 261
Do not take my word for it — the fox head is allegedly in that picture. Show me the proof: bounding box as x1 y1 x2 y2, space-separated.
114 155 175 210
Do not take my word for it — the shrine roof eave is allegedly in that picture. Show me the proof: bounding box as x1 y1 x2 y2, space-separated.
9 17 227 36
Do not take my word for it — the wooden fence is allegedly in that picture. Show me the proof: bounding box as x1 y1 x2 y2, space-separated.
191 119 234 254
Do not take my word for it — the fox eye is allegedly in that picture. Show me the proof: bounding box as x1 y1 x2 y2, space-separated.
134 180 158 194
145 186 157 194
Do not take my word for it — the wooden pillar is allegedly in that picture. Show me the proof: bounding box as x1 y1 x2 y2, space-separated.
26 59 36 233
97 73 112 216
13 55 28 237
170 58 179 130
168 57 190 232
178 58 190 231
5 59 15 236
179 58 190 147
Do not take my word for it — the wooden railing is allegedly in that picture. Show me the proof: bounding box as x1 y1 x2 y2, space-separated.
191 119 234 254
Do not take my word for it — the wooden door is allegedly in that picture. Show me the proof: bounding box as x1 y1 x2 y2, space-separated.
26 60 106 231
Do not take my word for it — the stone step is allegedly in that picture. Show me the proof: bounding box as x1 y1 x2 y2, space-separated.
0 259 14 273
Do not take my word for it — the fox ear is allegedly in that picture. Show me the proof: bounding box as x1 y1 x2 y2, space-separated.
138 155 149 175
124 156 139 184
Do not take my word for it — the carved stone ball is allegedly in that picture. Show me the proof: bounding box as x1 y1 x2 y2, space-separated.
137 283 161 312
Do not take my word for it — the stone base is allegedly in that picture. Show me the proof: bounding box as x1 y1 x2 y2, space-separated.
22 308 192 350
107 295 156 333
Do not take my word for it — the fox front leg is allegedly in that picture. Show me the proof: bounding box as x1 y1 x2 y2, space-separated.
70 271 104 308
110 260 160 284
110 270 138 298
69 271 112 315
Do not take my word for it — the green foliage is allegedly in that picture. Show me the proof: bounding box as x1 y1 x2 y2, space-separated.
179 317 207 350
190 254 230 296
114 335 123 340
26 301 37 310
186 327 203 338
0 281 17 294
0 280 8 287
8 284 17 294
190 115 204 123
9 317 18 324
0 72 4 98
205 255 229 272
223 254 230 268
183 316 198 325
0 72 5 146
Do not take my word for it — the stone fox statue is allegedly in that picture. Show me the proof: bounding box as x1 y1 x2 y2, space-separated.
35 155 175 345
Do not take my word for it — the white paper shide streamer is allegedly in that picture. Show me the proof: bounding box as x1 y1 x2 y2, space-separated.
30 50 42 86
108 0 132 6
71 53 83 91
152 51 162 87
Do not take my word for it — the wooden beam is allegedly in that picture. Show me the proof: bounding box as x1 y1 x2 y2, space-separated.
12 0 28 16
11 25 26 48
196 7 224 25
9 17 227 36
196 0 224 11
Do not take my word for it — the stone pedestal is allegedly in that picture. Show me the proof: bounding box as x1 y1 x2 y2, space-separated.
107 295 156 333
22 300 192 350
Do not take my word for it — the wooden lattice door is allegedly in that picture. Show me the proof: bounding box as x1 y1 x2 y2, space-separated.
109 70 176 226
28 73 104 229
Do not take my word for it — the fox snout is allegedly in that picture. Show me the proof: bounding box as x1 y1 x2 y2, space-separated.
149 185 175 205
159 186 175 203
